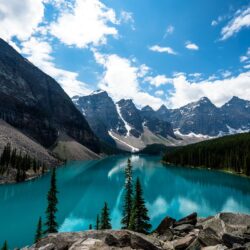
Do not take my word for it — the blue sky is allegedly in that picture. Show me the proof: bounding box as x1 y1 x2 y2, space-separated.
0 0 249 108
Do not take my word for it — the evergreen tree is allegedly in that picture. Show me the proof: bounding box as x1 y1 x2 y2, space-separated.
1 241 8 250
129 178 151 234
121 158 133 229
35 217 43 243
100 202 112 229
44 168 58 234
95 215 100 230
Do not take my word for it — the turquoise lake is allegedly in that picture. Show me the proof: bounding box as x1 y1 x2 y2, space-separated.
1 155 250 249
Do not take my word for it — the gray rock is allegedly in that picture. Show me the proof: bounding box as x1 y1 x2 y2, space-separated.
174 213 197 226
200 213 250 237
231 243 246 250
155 216 176 235
198 227 222 246
172 235 196 249
185 238 201 250
244 242 250 250
222 233 245 248
27 230 163 250
202 245 227 250
174 224 194 233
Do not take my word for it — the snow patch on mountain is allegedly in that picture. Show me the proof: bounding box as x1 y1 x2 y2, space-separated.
108 130 139 152
115 103 132 137
174 129 212 139
226 125 250 135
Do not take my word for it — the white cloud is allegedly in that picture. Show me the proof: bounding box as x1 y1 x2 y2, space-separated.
149 45 177 55
189 73 202 79
221 7 250 40
221 70 232 78
211 20 218 26
120 10 135 30
168 71 250 108
145 75 172 87
185 41 199 50
240 47 250 63
50 0 118 48
21 37 91 96
155 90 164 96
240 56 248 62
0 0 44 41
93 51 164 109
164 25 174 37
244 64 250 69
211 15 225 27
137 64 150 78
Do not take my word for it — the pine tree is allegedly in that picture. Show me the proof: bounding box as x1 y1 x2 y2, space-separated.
1 241 8 250
121 158 133 229
44 168 58 234
95 215 100 230
129 178 151 234
100 202 112 229
35 217 43 243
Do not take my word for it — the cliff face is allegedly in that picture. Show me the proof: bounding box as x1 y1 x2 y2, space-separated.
23 212 250 250
0 39 100 153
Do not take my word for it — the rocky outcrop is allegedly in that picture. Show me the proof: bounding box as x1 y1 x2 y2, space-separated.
22 213 250 250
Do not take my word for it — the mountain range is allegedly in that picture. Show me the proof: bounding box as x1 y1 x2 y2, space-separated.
73 91 250 152
0 37 249 157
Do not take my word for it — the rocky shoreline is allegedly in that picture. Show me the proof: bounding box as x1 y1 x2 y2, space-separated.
22 212 250 250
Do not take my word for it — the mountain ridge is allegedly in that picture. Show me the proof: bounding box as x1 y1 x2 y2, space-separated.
73 91 250 151
0 38 101 154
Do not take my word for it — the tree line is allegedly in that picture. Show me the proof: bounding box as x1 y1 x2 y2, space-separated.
163 132 250 176
0 143 46 182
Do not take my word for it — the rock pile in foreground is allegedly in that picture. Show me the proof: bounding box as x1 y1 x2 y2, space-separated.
22 212 250 250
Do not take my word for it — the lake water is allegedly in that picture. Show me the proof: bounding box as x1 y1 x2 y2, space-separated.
1 155 250 249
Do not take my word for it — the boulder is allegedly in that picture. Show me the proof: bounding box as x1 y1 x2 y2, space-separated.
202 245 227 250
200 213 250 237
174 213 197 226
231 243 246 250
244 242 250 250
222 233 245 248
172 235 196 249
173 224 194 233
185 238 201 250
198 227 222 246
155 216 176 234
153 228 174 241
29 230 163 250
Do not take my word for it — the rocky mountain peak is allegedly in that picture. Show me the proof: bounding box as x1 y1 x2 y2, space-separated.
141 105 154 112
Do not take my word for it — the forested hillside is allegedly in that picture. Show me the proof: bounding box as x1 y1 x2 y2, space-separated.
163 133 250 176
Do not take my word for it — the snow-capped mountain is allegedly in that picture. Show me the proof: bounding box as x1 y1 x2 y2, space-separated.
155 96 250 136
73 92 250 152
156 97 226 136
73 91 176 152
221 96 250 132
